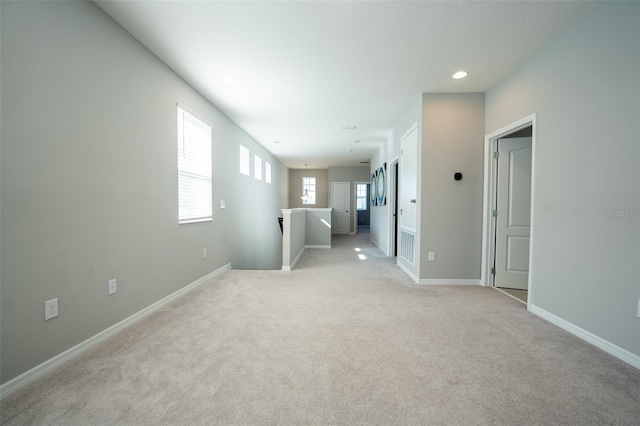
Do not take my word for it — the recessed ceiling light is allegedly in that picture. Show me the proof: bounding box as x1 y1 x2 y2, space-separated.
452 71 468 79
341 124 357 130
224 76 237 84
354 140 362 143
274 140 282 144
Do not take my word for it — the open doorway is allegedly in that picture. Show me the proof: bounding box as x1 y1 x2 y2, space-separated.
355 182 370 234
482 115 536 308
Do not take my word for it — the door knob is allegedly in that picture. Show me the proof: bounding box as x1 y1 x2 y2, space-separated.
410 199 416 203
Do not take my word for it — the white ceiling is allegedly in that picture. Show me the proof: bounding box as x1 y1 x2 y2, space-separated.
95 0 595 169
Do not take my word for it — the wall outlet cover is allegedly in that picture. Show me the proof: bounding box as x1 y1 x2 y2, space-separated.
45 298 58 321
108 279 117 295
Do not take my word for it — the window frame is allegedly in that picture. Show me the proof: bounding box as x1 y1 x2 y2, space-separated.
302 176 317 205
177 105 213 224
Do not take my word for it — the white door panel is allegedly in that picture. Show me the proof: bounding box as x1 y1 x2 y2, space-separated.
400 124 418 231
332 182 350 235
495 137 532 290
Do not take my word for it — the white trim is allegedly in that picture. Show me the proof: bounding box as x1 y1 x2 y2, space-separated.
530 305 640 370
282 245 331 271
397 261 419 283
0 263 231 400
417 279 482 286
282 247 304 271
482 113 537 312
387 157 399 258
370 237 385 254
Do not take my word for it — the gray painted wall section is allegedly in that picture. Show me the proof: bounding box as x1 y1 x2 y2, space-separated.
485 2 639 356
420 93 485 279
305 209 332 247
0 1 287 383
289 169 329 208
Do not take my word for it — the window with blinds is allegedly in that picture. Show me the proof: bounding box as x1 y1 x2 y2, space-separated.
177 105 212 224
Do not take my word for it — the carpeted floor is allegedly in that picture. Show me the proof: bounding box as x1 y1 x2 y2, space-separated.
2 233 640 425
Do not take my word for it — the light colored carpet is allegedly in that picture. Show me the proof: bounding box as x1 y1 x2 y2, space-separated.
498 288 528 304
2 233 640 425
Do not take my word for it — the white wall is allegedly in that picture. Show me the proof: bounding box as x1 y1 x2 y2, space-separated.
0 0 287 384
485 2 639 357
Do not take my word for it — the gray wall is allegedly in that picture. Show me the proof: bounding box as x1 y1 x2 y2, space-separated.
0 0 287 384
289 168 329 208
420 93 485 279
485 2 639 356
305 209 332 247
328 166 370 233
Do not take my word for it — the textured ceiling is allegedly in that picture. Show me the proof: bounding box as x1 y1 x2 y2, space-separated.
95 0 596 169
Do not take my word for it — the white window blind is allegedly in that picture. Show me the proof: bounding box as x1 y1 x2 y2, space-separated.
177 106 212 224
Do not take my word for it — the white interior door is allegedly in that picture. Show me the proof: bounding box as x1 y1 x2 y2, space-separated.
494 137 532 290
400 124 418 231
331 182 350 235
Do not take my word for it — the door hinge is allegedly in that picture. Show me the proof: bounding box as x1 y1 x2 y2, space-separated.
492 210 498 217
491 267 496 275
494 151 499 159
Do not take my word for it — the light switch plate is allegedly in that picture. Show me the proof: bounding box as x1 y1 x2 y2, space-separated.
220 200 226 209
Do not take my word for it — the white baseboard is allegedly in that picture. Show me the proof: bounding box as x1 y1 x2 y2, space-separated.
282 246 305 271
282 245 331 271
530 304 640 370
0 263 231 400
369 237 387 256
418 279 482 286
397 261 419 283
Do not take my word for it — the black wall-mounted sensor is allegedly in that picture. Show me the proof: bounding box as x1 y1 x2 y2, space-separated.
454 172 463 181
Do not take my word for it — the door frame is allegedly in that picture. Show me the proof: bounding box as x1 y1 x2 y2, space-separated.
481 113 537 310
330 181 351 235
388 158 399 257
354 181 370 234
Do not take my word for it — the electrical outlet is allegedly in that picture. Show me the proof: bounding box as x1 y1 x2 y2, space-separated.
45 298 58 321
108 279 117 295
202 248 207 259
428 251 435 261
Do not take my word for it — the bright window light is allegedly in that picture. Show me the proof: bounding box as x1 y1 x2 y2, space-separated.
239 145 250 176
265 162 272 184
177 105 212 224
254 155 262 180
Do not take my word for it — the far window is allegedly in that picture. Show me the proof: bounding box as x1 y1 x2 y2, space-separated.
265 162 272 184
302 177 316 205
356 183 368 211
239 145 250 176
254 155 262 180
177 106 212 224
